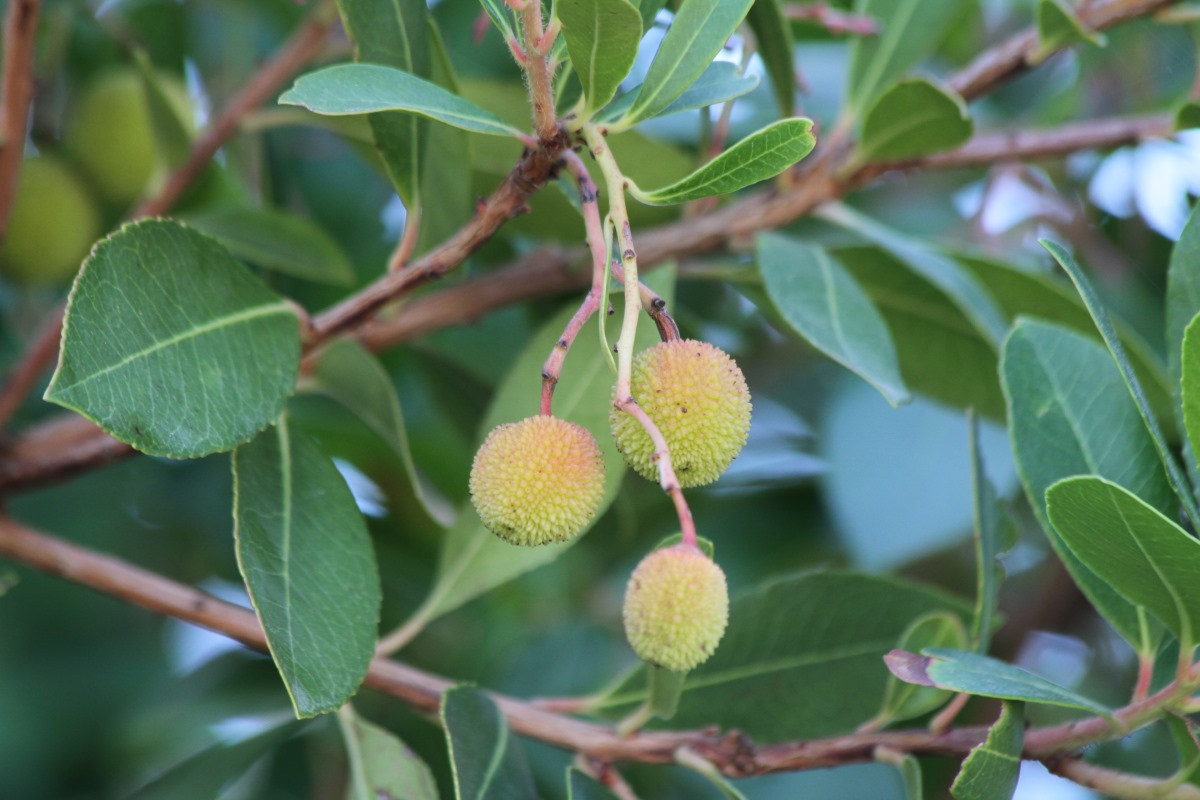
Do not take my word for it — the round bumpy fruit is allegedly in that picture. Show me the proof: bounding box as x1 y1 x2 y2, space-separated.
623 544 728 672
470 415 606 546
0 156 100 285
611 339 751 487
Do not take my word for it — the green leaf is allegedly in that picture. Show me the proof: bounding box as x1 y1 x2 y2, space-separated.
873 612 967 727
1184 313 1200 486
856 78 972 163
478 0 518 42
950 702 1024 800
567 768 618 800
648 664 686 720
746 0 796 115
1168 205 1200 426
1176 101 1200 131
232 416 382 717
559 0 642 117
335 0 430 207
280 64 524 137
600 61 760 125
1164 716 1200 789
820 204 1009 346
594 571 972 741
305 339 456 527
184 207 355 286
1032 0 1106 64
441 686 538 800
629 118 814 205
846 0 962 115
1042 239 1200 527
1047 476 1200 647
418 17 474 253
757 234 909 407
338 706 438 800
45 219 300 459
968 411 1009 652
409 268 676 626
133 51 192 170
1001 319 1172 646
623 0 754 124
887 648 1110 716
897 754 924 800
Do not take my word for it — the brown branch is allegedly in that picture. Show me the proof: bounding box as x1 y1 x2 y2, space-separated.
783 3 878 37
0 0 39 240
1047 758 1200 800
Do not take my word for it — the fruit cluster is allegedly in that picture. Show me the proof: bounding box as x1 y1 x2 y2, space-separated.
469 337 750 672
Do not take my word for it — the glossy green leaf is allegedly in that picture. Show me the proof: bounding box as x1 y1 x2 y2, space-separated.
846 0 962 114
1032 0 1106 64
559 0 642 116
185 207 355 286
746 0 795 115
1048 476 1200 646
758 234 909 406
442 686 537 800
1177 102 1200 131
335 0 430 207
408 268 676 626
1168 205 1200 423
950 702 1024 800
1001 319 1172 645
624 0 754 124
306 339 455 527
594 571 972 741
45 219 300 459
280 64 524 136
873 611 966 727
968 411 1008 651
600 61 760 125
567 768 618 800
478 0 518 41
338 706 438 800
857 78 972 163
630 118 814 205
1043 239 1200 527
232 417 382 717
887 648 1110 716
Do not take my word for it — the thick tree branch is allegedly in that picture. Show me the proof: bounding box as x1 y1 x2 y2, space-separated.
0 0 40 239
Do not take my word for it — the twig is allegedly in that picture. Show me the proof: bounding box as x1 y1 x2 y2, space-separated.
515 0 558 142
783 3 878 36
386 206 421 272
1047 758 1200 800
0 0 39 239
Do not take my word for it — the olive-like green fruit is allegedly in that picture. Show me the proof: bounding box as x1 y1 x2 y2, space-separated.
623 543 728 672
470 415 606 546
0 156 100 285
65 70 190 205
610 339 751 487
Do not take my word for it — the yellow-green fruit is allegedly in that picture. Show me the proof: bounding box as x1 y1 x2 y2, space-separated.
470 415 606 546
623 544 728 672
0 156 100 285
611 339 751 487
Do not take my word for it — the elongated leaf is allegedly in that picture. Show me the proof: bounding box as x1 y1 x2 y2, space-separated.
1032 0 1105 64
1167 205 1200 422
1043 239 1200 527
133 51 192 170
856 78 972 163
409 269 675 626
233 417 382 717
746 0 795 115
568 769 618 800
338 706 438 800
950 702 1024 800
280 64 524 136
442 686 537 800
1178 102 1200 131
1047 476 1200 646
45 219 300 459
559 0 642 116
336 0 430 206
418 17 474 253
630 118 814 205
185 207 355 286
624 0 754 124
1185 314 1200 476
594 571 972 741
968 411 1008 651
873 612 966 727
1001 319 1171 646
886 648 1109 716
600 61 760 124
898 755 924 800
758 234 909 406
1165 716 1200 789
846 0 961 115
478 0 518 41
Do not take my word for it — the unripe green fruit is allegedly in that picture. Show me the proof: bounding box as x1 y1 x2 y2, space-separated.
623 544 728 672
610 339 751 487
0 156 100 285
470 415 606 546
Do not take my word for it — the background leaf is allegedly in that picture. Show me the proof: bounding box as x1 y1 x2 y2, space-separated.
856 78 972 162
45 219 300 459
746 0 795 115
969 411 1010 651
558 0 642 117
950 702 1024 800
232 416 382 717
1033 0 1105 63
629 118 814 205
872 611 966 727
338 706 438 800
441 686 538 800
567 768 618 800
599 62 760 124
1167 205 1200 424
757 233 909 406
